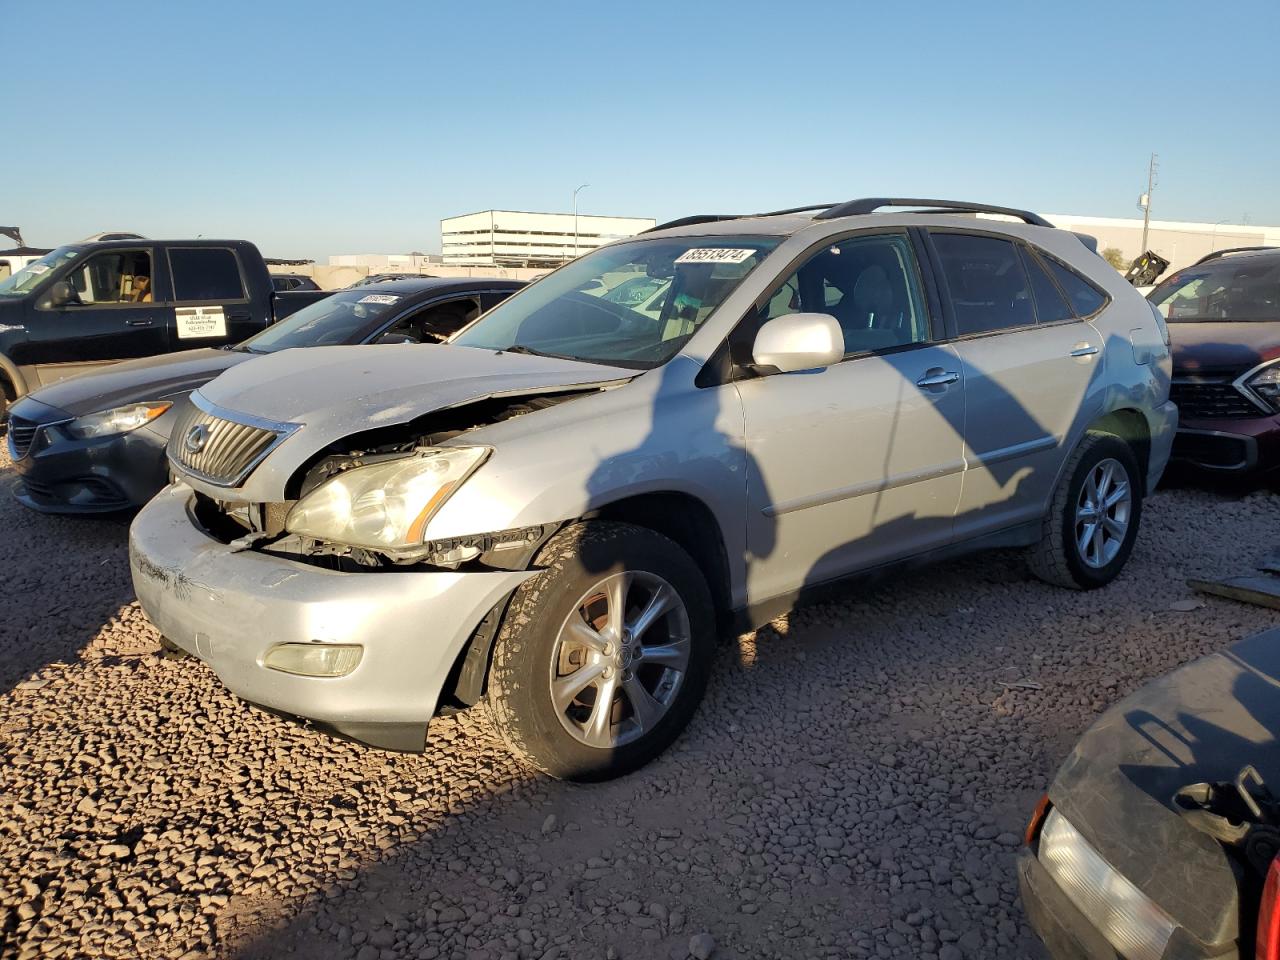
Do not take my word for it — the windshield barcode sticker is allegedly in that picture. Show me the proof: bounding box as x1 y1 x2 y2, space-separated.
176 305 227 340
358 294 400 305
675 248 757 265
27 263 49 275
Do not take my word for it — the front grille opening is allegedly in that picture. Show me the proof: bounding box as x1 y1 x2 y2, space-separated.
7 416 38 458
1171 380 1266 420
190 492 254 543
1172 433 1251 469
190 493 295 544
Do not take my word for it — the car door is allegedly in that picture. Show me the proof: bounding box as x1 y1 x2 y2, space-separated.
732 231 967 604
24 246 172 385
926 231 1107 539
167 246 258 347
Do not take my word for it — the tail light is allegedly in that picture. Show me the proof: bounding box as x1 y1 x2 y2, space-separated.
1025 793 1051 846
1257 855 1280 960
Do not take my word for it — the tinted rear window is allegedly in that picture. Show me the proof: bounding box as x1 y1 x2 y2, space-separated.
932 233 1035 335
170 248 245 302
1044 258 1106 317
1019 247 1073 323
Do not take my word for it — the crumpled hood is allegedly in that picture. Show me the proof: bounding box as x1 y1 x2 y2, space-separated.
190 343 634 501
1049 627 1280 951
24 348 243 417
1170 321 1280 377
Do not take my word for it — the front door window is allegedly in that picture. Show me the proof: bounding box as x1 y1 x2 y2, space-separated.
69 250 153 304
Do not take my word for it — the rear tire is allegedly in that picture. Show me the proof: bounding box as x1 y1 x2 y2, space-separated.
486 521 715 781
1027 433 1143 590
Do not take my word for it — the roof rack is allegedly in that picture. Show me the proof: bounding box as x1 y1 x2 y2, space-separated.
1192 246 1278 266
644 204 840 234
754 203 840 217
644 214 739 233
814 197 1053 228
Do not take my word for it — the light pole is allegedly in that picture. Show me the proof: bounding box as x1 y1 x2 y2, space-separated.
1137 153 1158 252
1209 218 1230 253
573 183 590 261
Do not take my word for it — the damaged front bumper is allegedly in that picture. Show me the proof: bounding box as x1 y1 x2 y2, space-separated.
129 483 534 750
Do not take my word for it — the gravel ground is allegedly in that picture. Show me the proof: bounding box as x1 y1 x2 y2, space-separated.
1 446 1278 960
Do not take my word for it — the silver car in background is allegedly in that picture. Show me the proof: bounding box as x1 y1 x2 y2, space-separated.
129 198 1175 781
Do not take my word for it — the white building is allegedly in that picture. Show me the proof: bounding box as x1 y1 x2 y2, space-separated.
327 253 442 272
1041 214 1280 273
441 210 656 268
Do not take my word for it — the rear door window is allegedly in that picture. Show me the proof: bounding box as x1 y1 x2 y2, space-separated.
1019 247 1073 323
931 233 1035 335
169 247 246 302
1043 257 1107 317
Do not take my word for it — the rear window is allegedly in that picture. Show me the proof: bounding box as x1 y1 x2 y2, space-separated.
169 248 246 302
932 233 1035 335
1019 247 1073 324
1149 256 1280 321
1043 258 1106 317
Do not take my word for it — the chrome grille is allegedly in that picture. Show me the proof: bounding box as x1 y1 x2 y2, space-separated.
6 416 38 460
1170 380 1266 420
167 396 297 487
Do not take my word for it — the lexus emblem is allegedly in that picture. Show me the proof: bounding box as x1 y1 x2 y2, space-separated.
184 423 209 454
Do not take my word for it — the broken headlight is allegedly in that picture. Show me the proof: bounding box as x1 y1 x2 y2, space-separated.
284 446 488 549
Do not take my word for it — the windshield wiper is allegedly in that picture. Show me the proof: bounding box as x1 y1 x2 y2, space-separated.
498 344 570 360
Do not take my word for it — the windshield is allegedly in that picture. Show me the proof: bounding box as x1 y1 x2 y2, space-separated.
451 236 781 368
0 246 82 298
240 289 406 352
1149 256 1280 321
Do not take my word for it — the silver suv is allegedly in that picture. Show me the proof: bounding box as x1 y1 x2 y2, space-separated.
129 198 1176 781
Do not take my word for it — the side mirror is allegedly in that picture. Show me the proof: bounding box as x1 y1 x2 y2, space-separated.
47 280 81 308
377 331 419 345
751 313 844 373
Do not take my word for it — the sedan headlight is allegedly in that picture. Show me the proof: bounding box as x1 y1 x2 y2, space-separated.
1244 359 1280 410
285 446 488 549
65 401 172 439
1038 808 1176 960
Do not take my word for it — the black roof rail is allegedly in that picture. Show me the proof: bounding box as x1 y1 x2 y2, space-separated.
1192 245 1278 266
646 205 842 233
644 214 739 233
815 197 1054 228
753 203 840 217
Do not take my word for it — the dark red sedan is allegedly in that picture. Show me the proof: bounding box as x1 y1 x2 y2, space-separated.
1152 247 1280 481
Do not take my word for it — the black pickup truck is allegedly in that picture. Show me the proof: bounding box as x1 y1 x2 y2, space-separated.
0 239 328 418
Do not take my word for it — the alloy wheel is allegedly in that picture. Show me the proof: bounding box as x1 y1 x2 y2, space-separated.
1074 457 1131 569
549 571 691 749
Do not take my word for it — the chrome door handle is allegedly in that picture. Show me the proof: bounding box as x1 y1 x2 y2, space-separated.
125 319 154 327
1070 343 1099 357
916 369 959 387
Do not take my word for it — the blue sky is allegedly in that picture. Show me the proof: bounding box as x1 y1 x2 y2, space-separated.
7 0 1278 259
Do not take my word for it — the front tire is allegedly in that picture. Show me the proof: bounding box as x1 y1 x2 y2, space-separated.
1027 433 1143 590
486 521 715 781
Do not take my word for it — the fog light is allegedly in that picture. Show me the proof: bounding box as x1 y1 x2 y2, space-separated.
263 643 363 677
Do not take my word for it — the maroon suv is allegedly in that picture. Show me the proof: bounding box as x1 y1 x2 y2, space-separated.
1152 247 1280 480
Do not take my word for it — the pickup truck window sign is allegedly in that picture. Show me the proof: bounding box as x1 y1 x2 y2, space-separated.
176 305 228 340
674 248 757 265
